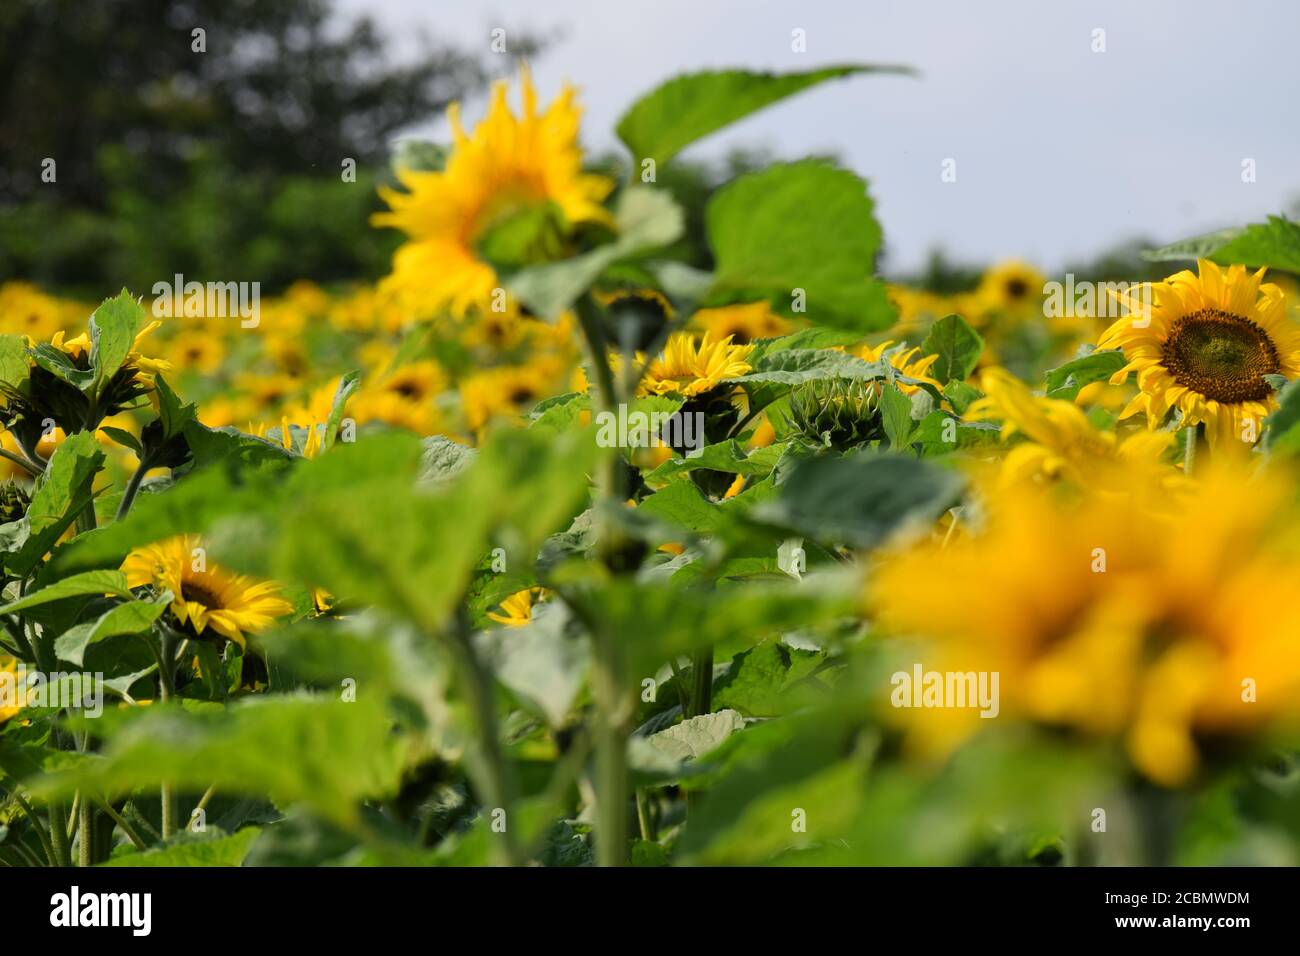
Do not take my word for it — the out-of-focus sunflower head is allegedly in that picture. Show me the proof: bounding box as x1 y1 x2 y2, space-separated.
595 288 674 354
976 260 1046 316
459 363 552 434
692 301 793 346
872 462 1300 787
373 67 614 320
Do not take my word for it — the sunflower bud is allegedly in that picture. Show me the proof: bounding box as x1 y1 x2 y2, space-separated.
789 378 884 450
0 480 30 524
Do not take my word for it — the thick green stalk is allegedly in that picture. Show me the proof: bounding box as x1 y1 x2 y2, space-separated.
575 296 631 867
450 607 520 866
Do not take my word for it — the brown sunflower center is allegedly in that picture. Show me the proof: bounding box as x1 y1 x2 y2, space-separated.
1005 277 1029 300
181 580 224 610
1161 308 1280 403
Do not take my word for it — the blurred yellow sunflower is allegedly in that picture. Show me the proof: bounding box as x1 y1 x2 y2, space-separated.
967 367 1179 495
460 364 552 432
166 329 225 374
641 332 754 397
0 655 22 722
693 301 791 345
872 463 1300 786
374 67 613 318
1100 259 1300 449
976 260 1045 314
122 535 293 648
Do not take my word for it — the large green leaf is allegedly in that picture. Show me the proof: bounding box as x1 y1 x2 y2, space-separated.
1264 380 1300 456
752 450 962 549
102 827 262 867
1044 348 1126 400
0 334 28 388
54 598 168 667
1145 216 1300 273
0 569 130 615
35 695 406 827
4 431 105 576
706 160 894 332
616 65 911 167
920 314 983 384
88 290 145 399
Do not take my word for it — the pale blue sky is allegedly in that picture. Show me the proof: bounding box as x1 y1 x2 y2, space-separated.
339 0 1300 274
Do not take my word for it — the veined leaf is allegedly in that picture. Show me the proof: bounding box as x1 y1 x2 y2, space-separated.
617 65 913 167
706 160 894 333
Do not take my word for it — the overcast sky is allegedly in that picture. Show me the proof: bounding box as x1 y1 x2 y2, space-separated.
337 0 1300 275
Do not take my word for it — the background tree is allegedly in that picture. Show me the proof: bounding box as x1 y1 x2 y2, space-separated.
0 0 537 295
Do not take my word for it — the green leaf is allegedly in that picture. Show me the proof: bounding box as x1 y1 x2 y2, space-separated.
1264 380 1300 455
417 435 476 487
0 569 130 615
752 451 962 549
102 826 262 867
878 383 915 448
0 334 28 389
89 290 145 400
508 187 684 319
706 160 894 332
630 710 745 775
99 426 144 455
1145 216 1300 273
920 314 983 384
943 379 983 415
1044 348 1126 399
474 604 588 727
4 431 106 576
324 370 361 450
616 65 912 167
54 599 168 667
35 695 406 827
643 440 787 489
711 642 827 717
153 374 197 440
30 343 95 391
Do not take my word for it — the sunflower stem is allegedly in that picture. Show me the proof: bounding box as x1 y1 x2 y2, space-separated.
449 605 521 866
155 627 178 840
1184 422 1205 476
574 294 632 867
115 456 152 522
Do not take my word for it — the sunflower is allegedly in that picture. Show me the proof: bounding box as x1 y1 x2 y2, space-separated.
641 332 754 397
855 340 942 395
487 588 545 627
693 302 792 345
166 330 224 374
374 67 613 318
122 535 293 647
0 655 23 723
871 463 1300 786
459 364 552 432
976 260 1045 315
966 367 1179 495
1099 259 1300 448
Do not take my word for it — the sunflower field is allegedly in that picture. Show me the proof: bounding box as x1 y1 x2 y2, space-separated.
3 60 1300 873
